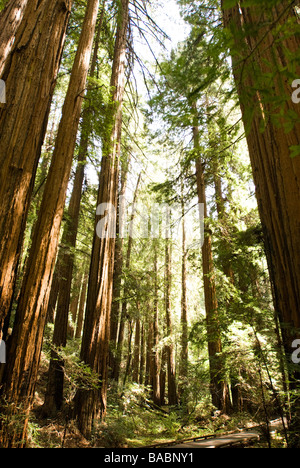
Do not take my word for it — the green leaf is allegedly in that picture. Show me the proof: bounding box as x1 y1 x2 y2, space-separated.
289 145 300 159
222 0 239 8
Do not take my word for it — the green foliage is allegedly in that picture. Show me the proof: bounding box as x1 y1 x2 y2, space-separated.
0 0 8 11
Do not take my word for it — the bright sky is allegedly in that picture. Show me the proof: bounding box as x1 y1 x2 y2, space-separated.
86 0 188 186
135 0 189 61
155 0 190 49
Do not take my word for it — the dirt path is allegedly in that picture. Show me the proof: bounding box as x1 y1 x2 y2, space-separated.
170 431 260 448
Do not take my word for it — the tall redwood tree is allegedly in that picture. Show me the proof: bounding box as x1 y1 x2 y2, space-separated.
0 0 99 447
74 0 130 438
0 0 72 330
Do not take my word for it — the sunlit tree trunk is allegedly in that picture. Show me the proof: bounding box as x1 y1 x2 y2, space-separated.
75 269 89 339
0 0 29 76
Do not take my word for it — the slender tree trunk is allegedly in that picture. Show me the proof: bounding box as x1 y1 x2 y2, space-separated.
75 270 88 339
179 182 188 404
159 346 167 407
213 172 234 283
222 0 300 439
42 8 105 418
164 231 178 406
0 0 29 76
192 102 231 413
46 263 60 324
139 323 145 385
0 0 72 332
109 154 131 377
132 318 141 383
74 0 129 438
145 321 152 388
70 272 84 328
122 321 134 388
112 172 142 383
151 242 161 406
0 0 99 447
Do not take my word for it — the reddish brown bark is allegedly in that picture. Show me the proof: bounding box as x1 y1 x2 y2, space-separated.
0 0 99 447
74 0 129 438
222 0 300 436
0 0 29 76
0 0 72 331
42 9 105 417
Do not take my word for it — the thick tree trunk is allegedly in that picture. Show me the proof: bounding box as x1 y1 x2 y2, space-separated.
74 0 129 438
192 103 231 413
0 0 29 76
221 0 300 439
42 9 105 418
0 0 72 332
0 0 99 447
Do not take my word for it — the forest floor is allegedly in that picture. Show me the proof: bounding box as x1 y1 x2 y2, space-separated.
27 350 284 448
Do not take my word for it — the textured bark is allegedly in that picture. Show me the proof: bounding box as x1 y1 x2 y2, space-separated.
0 0 72 331
222 0 300 436
0 0 99 447
74 0 129 438
42 9 104 418
0 0 29 76
192 103 231 413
